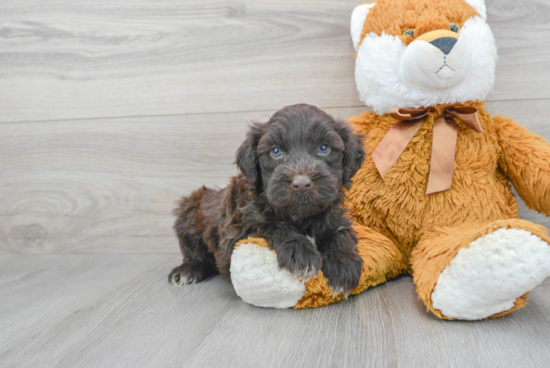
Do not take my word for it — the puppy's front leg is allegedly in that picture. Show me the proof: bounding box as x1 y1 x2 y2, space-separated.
262 223 322 279
318 227 363 297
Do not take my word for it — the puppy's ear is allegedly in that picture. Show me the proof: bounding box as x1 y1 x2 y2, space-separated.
337 121 365 188
235 122 266 191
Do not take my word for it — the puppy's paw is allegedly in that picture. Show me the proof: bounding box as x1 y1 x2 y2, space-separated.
276 237 322 280
168 262 217 286
322 251 363 298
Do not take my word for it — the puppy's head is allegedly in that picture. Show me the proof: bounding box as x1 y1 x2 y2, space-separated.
236 104 364 219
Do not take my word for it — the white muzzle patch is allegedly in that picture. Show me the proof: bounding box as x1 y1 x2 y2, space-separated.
401 37 473 90
353 16 496 114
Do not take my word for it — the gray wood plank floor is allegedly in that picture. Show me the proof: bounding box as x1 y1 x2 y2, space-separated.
1 255 550 368
0 0 549 122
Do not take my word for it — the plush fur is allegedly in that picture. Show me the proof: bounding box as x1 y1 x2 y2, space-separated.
430 227 550 320
351 3 376 51
353 0 497 114
169 104 365 296
229 0 550 320
231 238 307 308
463 0 487 19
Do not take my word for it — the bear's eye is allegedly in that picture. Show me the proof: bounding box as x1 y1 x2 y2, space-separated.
403 28 414 37
450 23 460 33
271 147 282 158
318 144 331 155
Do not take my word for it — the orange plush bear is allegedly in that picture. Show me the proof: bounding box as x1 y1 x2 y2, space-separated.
229 0 550 320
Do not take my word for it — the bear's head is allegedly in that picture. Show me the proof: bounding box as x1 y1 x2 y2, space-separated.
351 0 497 114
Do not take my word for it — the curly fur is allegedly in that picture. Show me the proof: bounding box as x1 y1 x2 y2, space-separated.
169 104 365 295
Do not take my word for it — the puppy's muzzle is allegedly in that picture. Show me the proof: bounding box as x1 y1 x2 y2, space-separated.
292 175 312 193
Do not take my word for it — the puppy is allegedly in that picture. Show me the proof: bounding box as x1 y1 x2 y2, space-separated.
169 104 365 295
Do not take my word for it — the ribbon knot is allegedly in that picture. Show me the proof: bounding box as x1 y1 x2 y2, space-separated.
371 106 482 194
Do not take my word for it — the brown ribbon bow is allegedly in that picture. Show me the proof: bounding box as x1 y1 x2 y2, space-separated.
371 106 483 194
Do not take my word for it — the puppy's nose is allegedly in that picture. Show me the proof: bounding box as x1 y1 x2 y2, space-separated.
430 37 458 55
292 175 312 193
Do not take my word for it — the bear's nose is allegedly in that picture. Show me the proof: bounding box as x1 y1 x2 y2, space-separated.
430 37 458 55
292 175 312 193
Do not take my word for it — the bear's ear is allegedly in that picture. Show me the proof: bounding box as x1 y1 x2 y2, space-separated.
464 0 487 21
350 3 376 51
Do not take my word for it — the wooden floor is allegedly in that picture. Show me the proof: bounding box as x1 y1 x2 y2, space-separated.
2 0 550 367
1 255 550 368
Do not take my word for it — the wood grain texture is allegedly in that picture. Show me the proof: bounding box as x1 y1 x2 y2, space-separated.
1 102 549 254
0 0 549 123
384 276 550 368
184 286 395 368
1 254 549 368
489 0 550 101
0 106 366 254
0 255 239 368
0 0 362 122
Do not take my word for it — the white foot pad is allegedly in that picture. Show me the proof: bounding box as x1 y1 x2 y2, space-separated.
431 228 550 320
230 242 305 308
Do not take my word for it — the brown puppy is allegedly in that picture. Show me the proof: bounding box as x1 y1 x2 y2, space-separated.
169 104 365 295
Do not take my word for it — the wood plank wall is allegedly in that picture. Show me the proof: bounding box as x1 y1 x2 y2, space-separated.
1 0 549 253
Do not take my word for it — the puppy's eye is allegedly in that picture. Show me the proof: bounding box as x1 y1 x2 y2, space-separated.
403 28 414 37
271 147 282 158
318 144 331 155
450 23 460 33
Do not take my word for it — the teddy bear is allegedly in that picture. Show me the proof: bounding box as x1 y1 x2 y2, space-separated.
228 0 550 320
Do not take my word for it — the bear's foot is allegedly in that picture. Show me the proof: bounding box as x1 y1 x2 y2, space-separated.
231 224 407 309
431 228 550 320
230 239 306 308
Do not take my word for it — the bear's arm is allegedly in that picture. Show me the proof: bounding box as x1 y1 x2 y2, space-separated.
495 114 550 216
347 110 379 134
